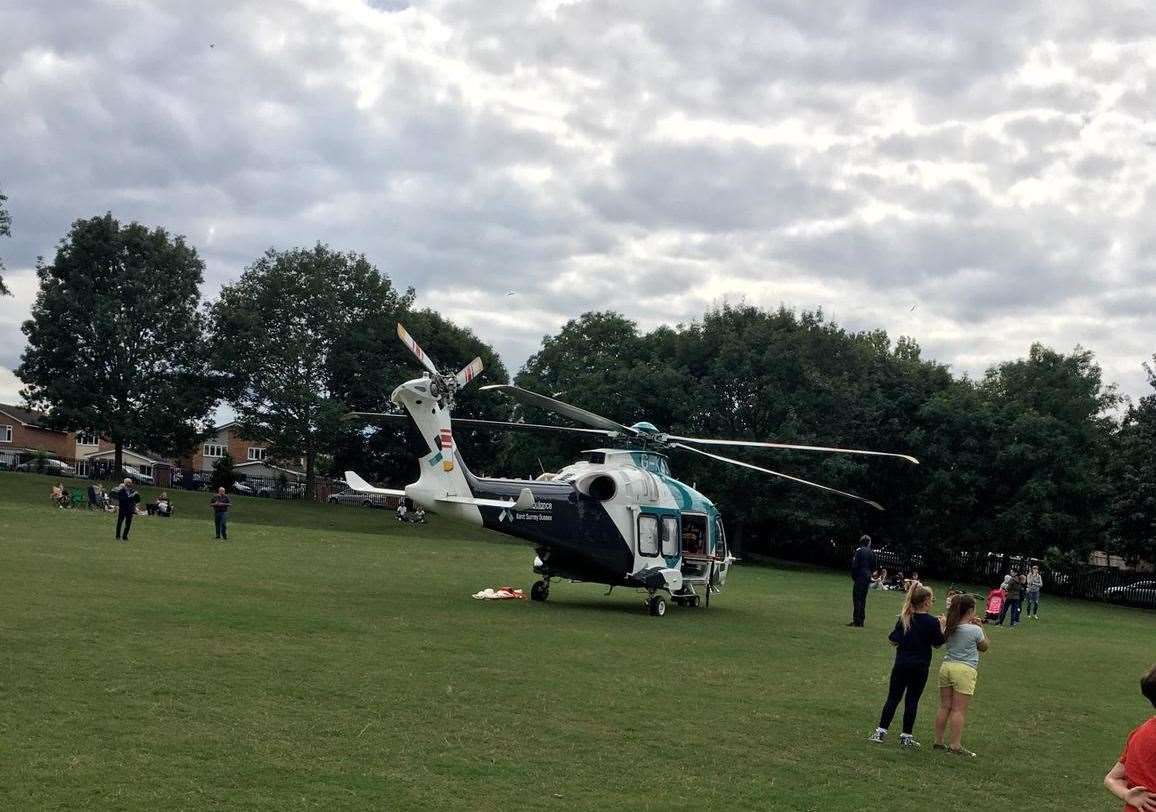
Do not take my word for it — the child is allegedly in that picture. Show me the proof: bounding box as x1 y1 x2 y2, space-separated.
1104 664 1156 812
933 594 989 756
869 585 945 748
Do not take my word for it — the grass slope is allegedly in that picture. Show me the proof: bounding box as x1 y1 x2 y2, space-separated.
0 472 1151 810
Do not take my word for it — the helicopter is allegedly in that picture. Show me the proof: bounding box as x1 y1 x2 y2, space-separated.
345 324 919 616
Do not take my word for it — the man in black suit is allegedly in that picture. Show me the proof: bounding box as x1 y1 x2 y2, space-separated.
115 477 140 541
848 534 876 627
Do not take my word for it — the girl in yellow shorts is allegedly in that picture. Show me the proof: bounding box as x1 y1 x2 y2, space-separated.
933 594 989 757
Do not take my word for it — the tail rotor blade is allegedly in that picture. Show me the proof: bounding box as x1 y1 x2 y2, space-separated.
397 323 440 377
455 357 484 388
672 442 884 511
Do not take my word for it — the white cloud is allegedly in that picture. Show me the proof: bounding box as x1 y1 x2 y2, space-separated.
0 0 1153 407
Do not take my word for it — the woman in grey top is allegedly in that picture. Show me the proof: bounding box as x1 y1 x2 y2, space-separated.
1025 565 1043 619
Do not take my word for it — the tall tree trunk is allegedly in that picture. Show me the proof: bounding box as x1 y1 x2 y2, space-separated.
114 439 123 480
305 449 315 501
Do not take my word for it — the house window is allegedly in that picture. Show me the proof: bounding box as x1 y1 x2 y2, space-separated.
0 425 11 443
638 514 659 557
247 447 267 461
76 433 98 446
203 443 226 458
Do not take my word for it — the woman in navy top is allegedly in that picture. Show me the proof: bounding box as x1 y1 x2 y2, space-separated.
868 585 945 747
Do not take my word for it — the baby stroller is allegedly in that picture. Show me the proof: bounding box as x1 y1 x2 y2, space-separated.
984 588 1006 623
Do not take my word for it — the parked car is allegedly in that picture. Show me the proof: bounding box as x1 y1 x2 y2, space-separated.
1104 580 1156 606
121 464 155 486
15 458 76 477
232 481 255 496
327 488 388 509
258 482 305 499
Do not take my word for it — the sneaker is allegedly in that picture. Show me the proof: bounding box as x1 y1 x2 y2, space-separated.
868 729 887 743
947 746 976 757
933 743 947 751
900 735 921 749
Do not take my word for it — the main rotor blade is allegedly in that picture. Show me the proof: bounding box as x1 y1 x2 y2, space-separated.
397 323 440 377
480 384 637 436
343 411 616 438
672 442 885 511
454 357 484 388
666 435 919 465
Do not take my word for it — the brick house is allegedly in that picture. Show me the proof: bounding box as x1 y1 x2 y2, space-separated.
0 403 77 467
182 422 303 477
1 403 173 484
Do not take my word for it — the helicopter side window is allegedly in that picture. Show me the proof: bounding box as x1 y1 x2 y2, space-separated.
660 516 678 557
638 514 659 557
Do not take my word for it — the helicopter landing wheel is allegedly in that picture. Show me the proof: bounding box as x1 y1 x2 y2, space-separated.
647 594 667 617
530 580 550 602
689 595 701 608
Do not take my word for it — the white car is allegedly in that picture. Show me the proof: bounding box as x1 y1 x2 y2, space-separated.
121 465 155 485
16 458 76 477
1104 580 1156 606
232 481 255 495
327 489 388 509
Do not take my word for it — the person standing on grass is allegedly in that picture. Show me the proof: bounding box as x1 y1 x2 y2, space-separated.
868 584 945 748
114 478 140 541
1025 565 1044 619
933 594 989 757
848 534 876 627
998 569 1023 626
210 486 230 540
1104 664 1156 812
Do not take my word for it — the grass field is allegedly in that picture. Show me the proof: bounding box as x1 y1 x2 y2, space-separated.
0 472 1151 810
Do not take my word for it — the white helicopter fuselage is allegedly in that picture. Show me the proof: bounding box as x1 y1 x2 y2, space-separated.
382 375 733 600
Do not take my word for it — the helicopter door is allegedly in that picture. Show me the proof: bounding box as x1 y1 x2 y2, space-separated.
679 513 710 580
712 517 730 587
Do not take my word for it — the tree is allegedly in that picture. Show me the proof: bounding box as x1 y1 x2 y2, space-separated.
0 184 11 296
18 214 218 473
978 344 1120 558
209 452 238 492
208 244 414 497
1107 357 1156 565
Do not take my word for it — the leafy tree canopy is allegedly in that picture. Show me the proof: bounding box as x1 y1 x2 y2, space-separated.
18 213 217 472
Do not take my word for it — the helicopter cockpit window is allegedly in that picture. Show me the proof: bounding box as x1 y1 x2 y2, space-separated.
582 452 606 465
660 516 679 557
713 518 727 558
638 515 659 557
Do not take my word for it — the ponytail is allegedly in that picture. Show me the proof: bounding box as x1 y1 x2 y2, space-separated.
944 594 977 640
899 585 934 632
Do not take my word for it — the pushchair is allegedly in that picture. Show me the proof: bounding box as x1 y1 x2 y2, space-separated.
984 588 1006 623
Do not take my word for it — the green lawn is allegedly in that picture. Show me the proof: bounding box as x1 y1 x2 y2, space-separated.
0 472 1150 810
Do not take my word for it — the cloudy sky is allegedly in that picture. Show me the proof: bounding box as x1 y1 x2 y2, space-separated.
2 0 1155 405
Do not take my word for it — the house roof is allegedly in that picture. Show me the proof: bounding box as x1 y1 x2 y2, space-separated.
235 460 306 477
0 403 66 432
82 448 160 466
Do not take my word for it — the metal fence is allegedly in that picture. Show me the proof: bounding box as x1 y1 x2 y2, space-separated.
762 536 1156 609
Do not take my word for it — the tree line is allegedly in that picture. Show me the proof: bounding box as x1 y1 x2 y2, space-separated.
14 213 1156 567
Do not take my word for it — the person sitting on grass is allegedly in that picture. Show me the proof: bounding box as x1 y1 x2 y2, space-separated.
869 584 945 748
147 491 172 517
933 594 989 757
1104 664 1156 812
50 481 69 508
870 568 888 590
